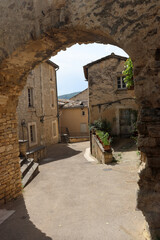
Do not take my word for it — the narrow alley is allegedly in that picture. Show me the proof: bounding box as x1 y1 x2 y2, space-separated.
0 141 146 240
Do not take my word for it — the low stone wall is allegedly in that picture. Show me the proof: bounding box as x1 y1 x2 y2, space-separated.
26 146 46 162
19 140 46 162
91 134 113 164
69 137 89 143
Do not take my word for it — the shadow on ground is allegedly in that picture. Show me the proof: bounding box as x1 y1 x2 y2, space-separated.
0 197 51 240
40 143 82 165
112 137 137 152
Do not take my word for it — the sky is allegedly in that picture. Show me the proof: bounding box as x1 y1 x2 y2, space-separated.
50 44 129 96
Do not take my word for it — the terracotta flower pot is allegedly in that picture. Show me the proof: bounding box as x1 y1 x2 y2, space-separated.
103 145 111 151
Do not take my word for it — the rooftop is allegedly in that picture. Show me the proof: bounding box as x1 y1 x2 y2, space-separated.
70 88 88 100
83 53 127 80
46 60 59 69
58 99 88 109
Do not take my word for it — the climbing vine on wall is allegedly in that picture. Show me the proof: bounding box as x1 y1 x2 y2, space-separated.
122 58 134 88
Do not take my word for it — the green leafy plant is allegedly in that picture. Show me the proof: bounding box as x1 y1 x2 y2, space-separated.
89 119 111 134
122 57 134 88
96 130 111 146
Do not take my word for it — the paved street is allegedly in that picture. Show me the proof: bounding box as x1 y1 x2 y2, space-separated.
0 141 146 240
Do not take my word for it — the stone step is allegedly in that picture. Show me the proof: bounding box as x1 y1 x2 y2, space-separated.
22 163 39 188
21 158 34 178
19 157 26 167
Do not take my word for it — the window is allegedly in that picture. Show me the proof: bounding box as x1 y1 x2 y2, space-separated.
30 125 36 142
28 122 37 146
80 123 87 133
52 121 57 137
50 68 53 81
117 76 126 89
82 111 85 116
28 88 34 107
51 90 55 108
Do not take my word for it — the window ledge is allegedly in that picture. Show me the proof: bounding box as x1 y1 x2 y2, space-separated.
29 142 37 148
115 89 127 94
28 107 35 111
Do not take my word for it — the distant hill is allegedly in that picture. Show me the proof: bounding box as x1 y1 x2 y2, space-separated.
58 91 80 99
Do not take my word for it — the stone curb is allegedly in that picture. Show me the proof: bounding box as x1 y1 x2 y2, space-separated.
84 147 98 163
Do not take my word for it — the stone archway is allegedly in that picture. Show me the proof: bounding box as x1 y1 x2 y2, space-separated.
0 0 160 238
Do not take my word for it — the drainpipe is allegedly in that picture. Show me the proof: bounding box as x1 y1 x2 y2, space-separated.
40 64 45 145
55 66 61 142
40 64 44 116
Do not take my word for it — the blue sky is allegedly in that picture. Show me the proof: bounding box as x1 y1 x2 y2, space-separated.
50 44 129 96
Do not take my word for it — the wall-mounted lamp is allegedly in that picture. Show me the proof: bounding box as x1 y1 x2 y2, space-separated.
21 119 26 126
40 116 44 123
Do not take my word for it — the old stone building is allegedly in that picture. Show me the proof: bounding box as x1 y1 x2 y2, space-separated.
70 88 88 101
0 1 160 237
17 60 59 151
84 53 138 136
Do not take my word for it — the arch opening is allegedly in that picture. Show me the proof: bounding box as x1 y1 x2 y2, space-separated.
0 1 160 238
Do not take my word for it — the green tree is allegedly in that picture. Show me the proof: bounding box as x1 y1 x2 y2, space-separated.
122 57 134 88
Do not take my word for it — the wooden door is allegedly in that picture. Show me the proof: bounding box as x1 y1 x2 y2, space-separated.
80 123 87 133
119 109 132 135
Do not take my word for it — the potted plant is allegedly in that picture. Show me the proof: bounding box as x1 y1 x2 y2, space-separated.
95 130 103 144
96 130 111 151
89 119 111 134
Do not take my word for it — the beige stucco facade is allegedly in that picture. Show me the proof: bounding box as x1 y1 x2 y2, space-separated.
84 54 138 136
17 61 59 150
59 105 89 137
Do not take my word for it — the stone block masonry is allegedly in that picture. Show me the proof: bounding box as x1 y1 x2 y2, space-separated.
91 134 113 164
0 0 160 238
0 112 21 204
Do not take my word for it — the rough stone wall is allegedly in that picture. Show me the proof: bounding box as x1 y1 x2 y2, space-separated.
17 61 59 149
0 0 160 238
87 55 138 135
70 89 89 101
0 111 21 204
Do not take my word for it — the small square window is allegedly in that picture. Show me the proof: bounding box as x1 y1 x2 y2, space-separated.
82 111 85 116
117 76 126 89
